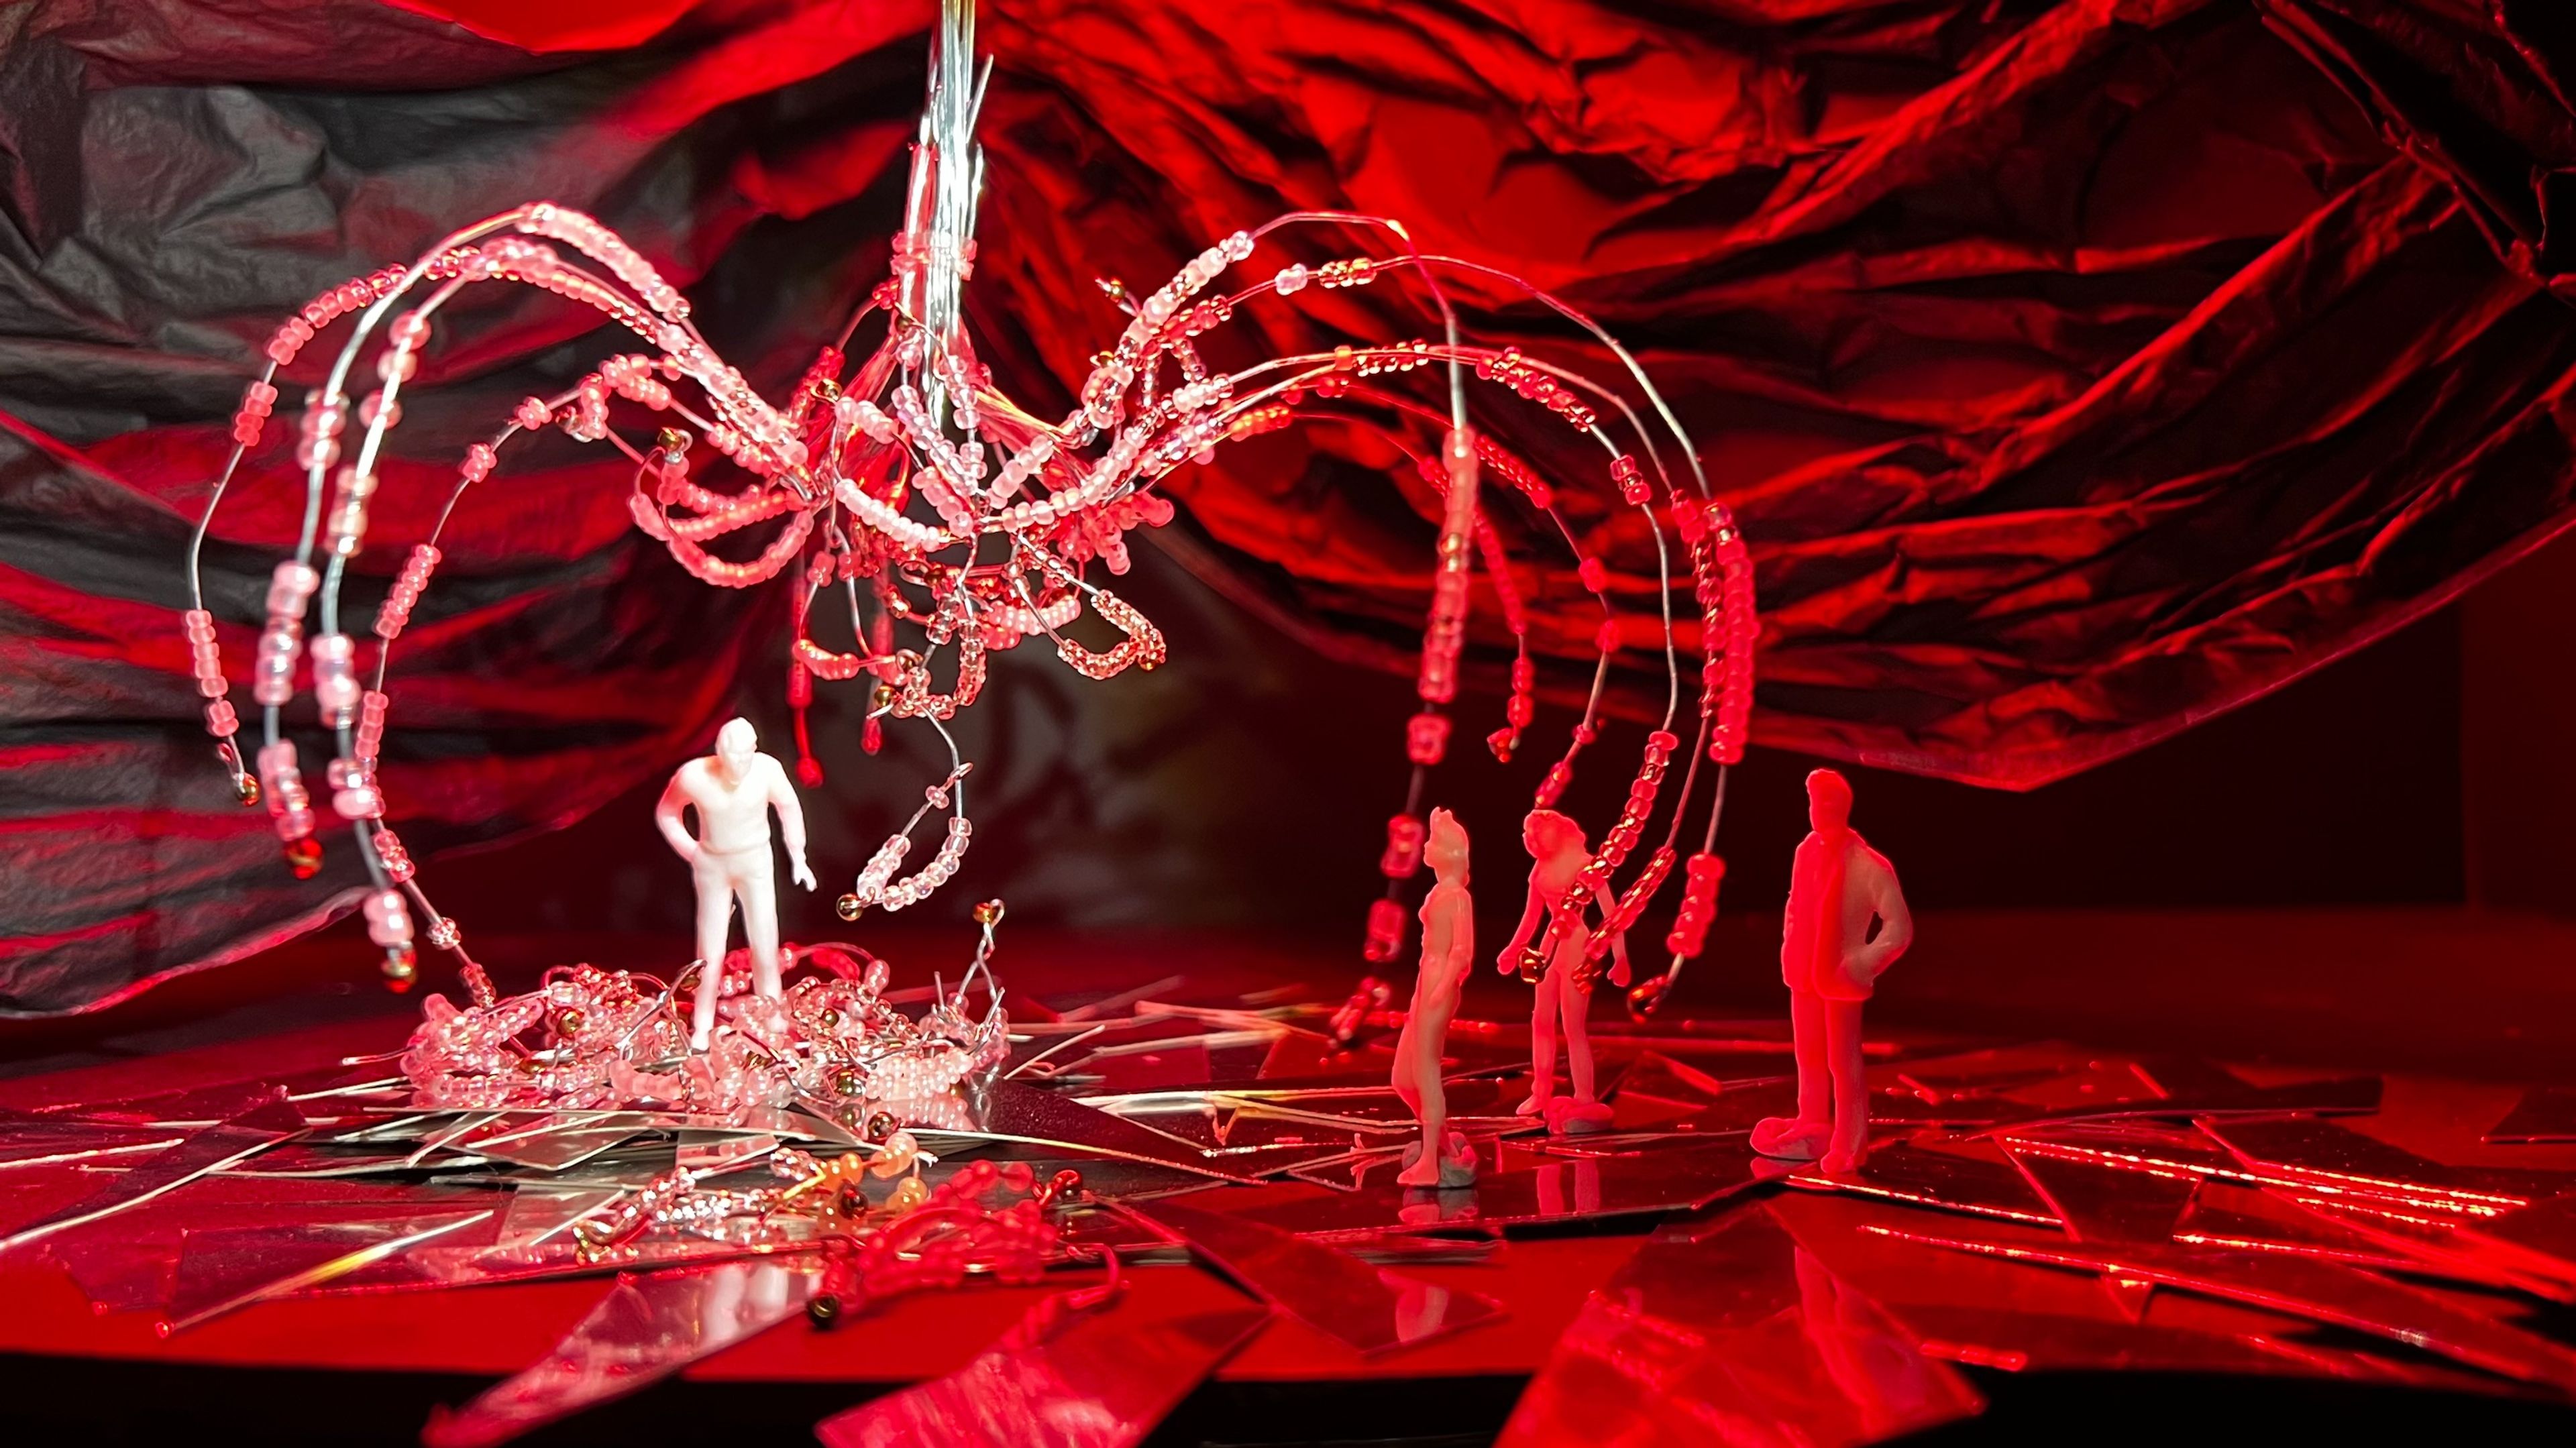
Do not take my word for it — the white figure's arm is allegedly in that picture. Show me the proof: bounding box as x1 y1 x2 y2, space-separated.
1856 851 1913 981
1499 876 1546 974
1590 881 1631 985
1780 845 1800 970
767 759 816 890
655 772 700 866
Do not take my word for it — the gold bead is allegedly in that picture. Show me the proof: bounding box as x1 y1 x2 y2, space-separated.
835 893 864 922
553 1007 586 1036
1626 977 1672 1023
655 427 690 454
972 899 1004 926
380 950 417 992
869 683 896 710
233 774 263 807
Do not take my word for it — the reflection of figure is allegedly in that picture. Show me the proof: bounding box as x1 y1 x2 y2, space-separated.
1753 770 1911 1173
1793 1247 1943 1439
656 718 817 1050
1392 1277 1457 1345
698 1258 794 1345
1532 1155 1601 1219
1499 810 1628 1133
1397 1190 1483 1228
1393 810 1477 1187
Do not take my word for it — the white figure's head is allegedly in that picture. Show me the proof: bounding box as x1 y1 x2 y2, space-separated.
1806 768 1853 832
1426 807 1470 883
1521 807 1586 865
715 717 758 777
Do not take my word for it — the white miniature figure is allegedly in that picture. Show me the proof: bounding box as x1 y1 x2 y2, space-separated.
1500 808 1629 1135
1753 768 1912 1174
1393 808 1477 1188
655 718 816 1050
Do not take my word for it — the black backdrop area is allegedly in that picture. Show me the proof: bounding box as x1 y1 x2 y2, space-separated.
429 530 2468 948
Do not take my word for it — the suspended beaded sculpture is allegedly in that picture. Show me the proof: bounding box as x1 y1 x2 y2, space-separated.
178 1 1756 1015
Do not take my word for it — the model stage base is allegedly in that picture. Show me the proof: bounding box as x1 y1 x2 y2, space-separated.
5 939 2576 1447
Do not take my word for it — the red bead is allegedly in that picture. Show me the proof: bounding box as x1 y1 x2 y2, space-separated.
1362 896 1405 962
1404 711 1450 766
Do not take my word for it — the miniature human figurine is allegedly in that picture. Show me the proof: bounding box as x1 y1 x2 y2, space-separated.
1393 808 1477 1187
1754 768 1912 1173
1499 808 1629 1134
655 718 817 1050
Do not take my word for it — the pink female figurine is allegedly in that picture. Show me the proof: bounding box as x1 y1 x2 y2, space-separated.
1499 808 1628 1134
1393 808 1477 1187
1753 768 1912 1172
656 718 818 1050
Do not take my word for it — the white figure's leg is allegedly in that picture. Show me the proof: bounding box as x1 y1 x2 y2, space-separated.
1563 970 1598 1105
690 859 735 1050
1820 998 1872 1172
1391 1022 1422 1114
1397 1025 1449 1187
736 865 783 998
1519 968 1560 1115
1794 987 1833 1124
1545 942 1614 1135
1753 988 1833 1160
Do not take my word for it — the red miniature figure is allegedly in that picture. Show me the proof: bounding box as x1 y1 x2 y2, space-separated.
1753 769 1912 1173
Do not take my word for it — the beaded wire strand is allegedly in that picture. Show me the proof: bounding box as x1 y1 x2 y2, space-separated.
177 0 1756 1015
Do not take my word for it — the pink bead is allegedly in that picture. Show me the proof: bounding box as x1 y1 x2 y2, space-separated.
355 691 388 766
363 888 413 949
1362 896 1405 963
204 699 238 738
258 740 315 842
1405 711 1450 766
374 827 416 883
1666 852 1725 960
1380 815 1426 879
1611 454 1646 504
309 632 359 718
266 561 319 618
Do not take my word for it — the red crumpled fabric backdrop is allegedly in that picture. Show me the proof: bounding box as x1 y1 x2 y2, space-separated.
3 0 2572 1012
